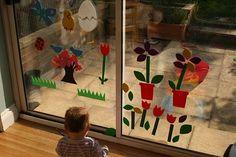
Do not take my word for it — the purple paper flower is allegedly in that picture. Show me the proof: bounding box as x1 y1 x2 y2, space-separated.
134 41 159 62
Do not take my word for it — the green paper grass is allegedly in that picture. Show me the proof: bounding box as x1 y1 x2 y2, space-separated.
77 88 105 101
31 76 56 89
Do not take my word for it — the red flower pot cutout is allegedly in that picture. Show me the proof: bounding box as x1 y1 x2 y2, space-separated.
133 41 163 100
139 82 155 100
172 90 189 108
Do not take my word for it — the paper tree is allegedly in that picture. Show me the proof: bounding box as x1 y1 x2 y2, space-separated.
52 50 82 84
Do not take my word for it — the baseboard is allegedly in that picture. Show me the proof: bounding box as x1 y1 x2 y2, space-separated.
0 104 19 131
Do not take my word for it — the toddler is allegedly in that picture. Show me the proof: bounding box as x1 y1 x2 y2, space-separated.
56 107 109 157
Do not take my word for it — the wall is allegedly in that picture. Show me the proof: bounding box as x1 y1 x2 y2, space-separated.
0 12 14 113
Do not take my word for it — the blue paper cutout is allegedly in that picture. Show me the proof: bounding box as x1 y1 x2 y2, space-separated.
70 47 83 57
31 0 56 26
50 44 64 53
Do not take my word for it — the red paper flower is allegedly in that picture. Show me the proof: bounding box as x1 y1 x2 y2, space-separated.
141 101 151 110
100 43 110 56
153 105 164 117
51 50 81 71
167 114 176 123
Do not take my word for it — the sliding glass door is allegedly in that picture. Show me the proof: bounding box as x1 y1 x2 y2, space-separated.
13 0 116 129
5 0 236 156
122 0 236 156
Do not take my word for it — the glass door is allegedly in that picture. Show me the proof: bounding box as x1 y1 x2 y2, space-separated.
6 0 236 156
122 0 236 156
12 0 116 129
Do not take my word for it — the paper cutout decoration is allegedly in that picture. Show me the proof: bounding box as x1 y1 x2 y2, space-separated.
122 84 142 129
99 43 110 84
140 100 151 127
168 48 203 108
50 45 83 57
35 37 45 51
70 47 83 57
104 128 116 137
31 0 56 26
31 76 56 89
172 135 180 143
123 104 142 129
50 44 64 53
62 10 75 31
167 114 176 142
144 121 150 131
173 115 192 143
152 106 164 135
51 50 82 84
77 88 105 101
123 117 129 127
133 41 163 100
78 0 98 32
122 83 129 93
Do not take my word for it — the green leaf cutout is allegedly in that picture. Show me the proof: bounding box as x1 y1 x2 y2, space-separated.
104 128 116 137
123 104 133 110
134 71 145 82
180 124 192 134
144 121 150 130
179 115 187 123
123 117 130 126
151 75 164 84
133 107 142 114
128 91 134 101
168 80 176 90
172 135 180 143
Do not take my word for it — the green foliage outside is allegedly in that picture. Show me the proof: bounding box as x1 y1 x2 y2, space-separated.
140 0 236 24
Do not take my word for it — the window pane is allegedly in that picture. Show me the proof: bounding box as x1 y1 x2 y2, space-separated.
14 0 116 129
123 0 236 156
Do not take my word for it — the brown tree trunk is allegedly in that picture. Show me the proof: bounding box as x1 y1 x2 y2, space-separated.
61 65 77 84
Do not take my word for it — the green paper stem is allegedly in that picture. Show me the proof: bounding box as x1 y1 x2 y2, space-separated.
131 111 135 129
152 117 160 135
146 56 150 83
140 109 147 127
168 124 174 142
176 63 187 90
100 55 107 84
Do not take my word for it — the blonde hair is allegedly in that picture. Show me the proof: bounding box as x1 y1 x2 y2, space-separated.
64 107 89 133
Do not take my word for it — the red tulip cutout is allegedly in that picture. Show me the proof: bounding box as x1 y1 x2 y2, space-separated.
152 106 164 135
167 114 176 142
99 43 110 84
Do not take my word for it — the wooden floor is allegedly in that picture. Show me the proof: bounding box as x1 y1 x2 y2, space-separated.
0 119 170 157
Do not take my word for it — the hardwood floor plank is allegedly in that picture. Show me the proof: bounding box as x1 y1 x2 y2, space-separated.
0 119 170 157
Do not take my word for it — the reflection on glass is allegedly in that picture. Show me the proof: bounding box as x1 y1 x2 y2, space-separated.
123 0 236 156
14 0 116 129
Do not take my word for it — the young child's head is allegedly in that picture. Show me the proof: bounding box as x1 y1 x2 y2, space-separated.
64 107 89 135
